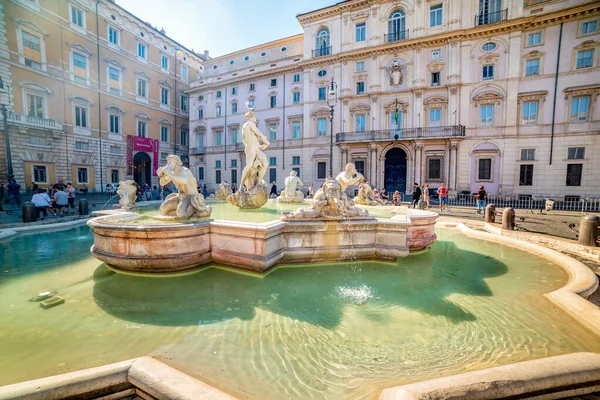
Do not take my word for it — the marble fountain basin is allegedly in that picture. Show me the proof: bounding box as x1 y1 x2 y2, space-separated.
87 207 438 274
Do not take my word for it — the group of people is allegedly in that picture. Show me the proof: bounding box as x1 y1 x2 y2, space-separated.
30 180 77 219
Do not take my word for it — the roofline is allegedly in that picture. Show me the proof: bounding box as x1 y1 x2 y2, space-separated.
204 33 304 63
296 0 347 18
101 0 209 61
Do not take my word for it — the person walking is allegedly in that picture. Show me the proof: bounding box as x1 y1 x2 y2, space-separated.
66 183 76 213
0 183 5 201
307 183 314 198
411 183 422 208
53 187 69 217
437 183 449 212
476 185 487 214
423 184 430 208
270 181 278 197
31 189 55 220
7 180 21 207
151 185 160 200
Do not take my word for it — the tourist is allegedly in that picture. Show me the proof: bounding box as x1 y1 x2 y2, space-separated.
307 183 314 198
81 183 89 194
202 184 208 198
163 183 172 198
31 182 39 195
0 182 5 201
151 185 160 200
380 188 389 201
411 183 422 208
437 183 449 212
52 187 69 217
270 181 278 196
392 190 401 206
231 183 237 193
423 184 430 208
31 188 55 220
476 185 487 214
52 179 65 191
143 183 152 201
66 183 76 213
373 189 381 200
7 180 21 207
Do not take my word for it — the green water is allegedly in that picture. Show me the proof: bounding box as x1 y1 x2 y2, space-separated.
1 227 599 399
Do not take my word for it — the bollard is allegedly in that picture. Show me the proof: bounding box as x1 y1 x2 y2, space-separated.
502 207 515 230
417 199 426 210
22 201 38 223
485 204 496 223
578 215 600 247
78 198 89 216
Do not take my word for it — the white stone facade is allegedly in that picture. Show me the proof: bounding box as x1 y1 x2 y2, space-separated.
188 0 600 199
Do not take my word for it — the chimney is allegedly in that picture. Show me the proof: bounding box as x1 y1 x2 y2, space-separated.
160 27 165 35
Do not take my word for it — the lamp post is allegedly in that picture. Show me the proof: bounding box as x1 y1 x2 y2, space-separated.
327 78 337 178
0 78 13 182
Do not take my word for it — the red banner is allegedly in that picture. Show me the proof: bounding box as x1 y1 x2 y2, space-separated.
133 136 154 152
126 135 133 175
152 139 159 176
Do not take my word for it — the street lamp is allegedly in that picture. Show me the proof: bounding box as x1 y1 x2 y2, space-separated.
327 78 337 178
0 77 13 182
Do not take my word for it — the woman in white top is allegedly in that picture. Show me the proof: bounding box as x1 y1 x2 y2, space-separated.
31 189 56 219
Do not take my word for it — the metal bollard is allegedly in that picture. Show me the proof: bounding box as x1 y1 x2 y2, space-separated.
485 204 496 223
78 199 89 216
22 201 38 223
578 215 600 247
502 207 515 230
417 199 426 210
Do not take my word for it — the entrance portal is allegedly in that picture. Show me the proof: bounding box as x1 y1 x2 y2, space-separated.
384 148 407 195
133 152 152 187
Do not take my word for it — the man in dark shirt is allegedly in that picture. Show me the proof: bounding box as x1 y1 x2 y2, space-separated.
476 185 487 214
411 183 422 208
270 182 277 198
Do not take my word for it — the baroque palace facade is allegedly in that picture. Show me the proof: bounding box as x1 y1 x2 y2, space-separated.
0 0 206 190
188 0 600 198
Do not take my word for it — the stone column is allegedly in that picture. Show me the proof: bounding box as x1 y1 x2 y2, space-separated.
449 141 458 191
414 143 423 185
369 144 377 184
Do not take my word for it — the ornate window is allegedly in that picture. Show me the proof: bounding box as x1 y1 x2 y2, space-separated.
388 10 406 41
316 28 330 57
20 81 51 118
572 40 599 70
517 91 547 126
563 84 599 122
17 19 48 71
69 96 93 135
472 88 504 129
384 100 408 130
423 96 447 127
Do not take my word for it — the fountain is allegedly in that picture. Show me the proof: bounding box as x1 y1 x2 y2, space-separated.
115 180 138 210
354 181 383 206
87 108 437 274
214 182 232 200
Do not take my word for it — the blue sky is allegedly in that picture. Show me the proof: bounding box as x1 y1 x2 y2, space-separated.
117 0 336 58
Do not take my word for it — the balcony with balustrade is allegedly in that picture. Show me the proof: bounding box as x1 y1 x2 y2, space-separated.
312 46 332 58
335 125 465 144
190 146 205 155
474 9 508 26
384 30 409 44
4 111 63 130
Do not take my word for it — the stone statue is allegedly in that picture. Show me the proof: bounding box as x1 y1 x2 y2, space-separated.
215 182 232 200
116 180 138 210
388 60 403 87
277 170 305 203
336 163 365 194
283 177 370 220
354 181 382 205
228 104 271 209
155 155 211 220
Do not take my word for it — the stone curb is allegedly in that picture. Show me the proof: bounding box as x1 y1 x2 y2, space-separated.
0 218 90 240
0 357 237 400
380 352 600 399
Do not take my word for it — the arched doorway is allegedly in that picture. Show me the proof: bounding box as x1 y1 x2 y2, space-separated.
384 148 407 195
133 152 152 186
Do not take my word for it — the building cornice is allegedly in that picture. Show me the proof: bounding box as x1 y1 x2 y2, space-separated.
204 34 304 64
189 1 600 93
297 0 371 27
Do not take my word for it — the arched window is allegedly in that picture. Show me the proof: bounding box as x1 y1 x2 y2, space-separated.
388 10 406 42
315 28 330 57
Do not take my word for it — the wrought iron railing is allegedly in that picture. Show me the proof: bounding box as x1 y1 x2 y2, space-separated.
336 125 466 143
4 111 63 129
474 9 508 26
440 195 600 213
190 147 205 155
384 30 410 44
312 46 332 58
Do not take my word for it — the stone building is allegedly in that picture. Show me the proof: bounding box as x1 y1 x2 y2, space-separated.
187 0 600 200
0 0 207 191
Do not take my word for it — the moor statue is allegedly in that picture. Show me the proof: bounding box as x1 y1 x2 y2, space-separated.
277 170 305 203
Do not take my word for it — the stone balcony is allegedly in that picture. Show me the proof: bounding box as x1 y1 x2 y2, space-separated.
4 111 63 130
335 125 465 144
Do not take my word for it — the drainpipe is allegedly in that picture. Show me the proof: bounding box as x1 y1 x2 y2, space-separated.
549 23 563 165
224 86 227 172
96 0 104 193
282 74 285 170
